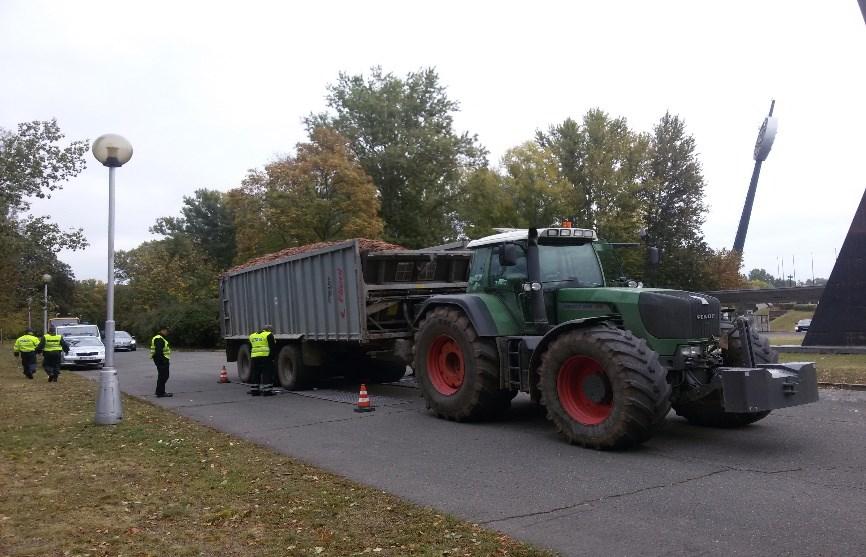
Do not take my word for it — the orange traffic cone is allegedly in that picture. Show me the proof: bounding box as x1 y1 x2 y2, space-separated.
354 383 375 412
218 365 230 384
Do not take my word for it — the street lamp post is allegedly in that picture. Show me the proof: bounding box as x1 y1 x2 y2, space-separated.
42 274 51 334
92 134 133 425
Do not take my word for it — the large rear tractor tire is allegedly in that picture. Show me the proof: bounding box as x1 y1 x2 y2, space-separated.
674 326 777 428
236 344 252 383
538 324 671 450
413 307 511 421
276 344 310 390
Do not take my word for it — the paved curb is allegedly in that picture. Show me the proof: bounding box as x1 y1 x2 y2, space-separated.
774 345 866 354
819 382 866 392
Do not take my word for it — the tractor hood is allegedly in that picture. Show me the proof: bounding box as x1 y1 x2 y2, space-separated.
555 287 721 344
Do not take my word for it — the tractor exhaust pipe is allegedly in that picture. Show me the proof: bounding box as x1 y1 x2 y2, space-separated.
527 228 549 332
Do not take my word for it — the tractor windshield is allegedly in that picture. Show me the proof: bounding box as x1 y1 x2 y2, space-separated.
538 242 604 287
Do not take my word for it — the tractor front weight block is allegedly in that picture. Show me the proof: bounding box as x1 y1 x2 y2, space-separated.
719 362 819 413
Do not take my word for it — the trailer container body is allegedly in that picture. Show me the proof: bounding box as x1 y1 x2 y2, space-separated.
220 239 470 385
221 240 366 343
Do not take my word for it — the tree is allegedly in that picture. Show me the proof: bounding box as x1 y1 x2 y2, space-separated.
457 167 511 239
537 110 647 242
0 119 88 333
748 268 776 284
261 127 383 246
114 236 221 346
308 67 487 247
151 189 237 269
0 119 88 216
499 142 569 228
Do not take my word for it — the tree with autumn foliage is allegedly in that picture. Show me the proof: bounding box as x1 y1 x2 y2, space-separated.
308 67 486 247
229 127 383 263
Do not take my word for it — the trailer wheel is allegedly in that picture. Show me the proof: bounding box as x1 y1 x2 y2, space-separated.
414 306 510 421
674 328 776 428
538 324 670 449
276 344 309 390
236 345 252 383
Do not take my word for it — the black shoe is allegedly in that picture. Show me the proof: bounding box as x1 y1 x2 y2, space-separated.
24 372 33 380
156 393 174 398
262 390 275 397
248 389 261 396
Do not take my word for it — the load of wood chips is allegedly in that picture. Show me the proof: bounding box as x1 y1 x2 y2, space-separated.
225 238 405 275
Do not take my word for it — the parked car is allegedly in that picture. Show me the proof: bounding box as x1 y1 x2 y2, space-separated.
795 318 812 332
114 330 137 351
61 336 105 368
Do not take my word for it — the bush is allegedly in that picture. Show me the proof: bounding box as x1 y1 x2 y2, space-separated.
128 299 221 348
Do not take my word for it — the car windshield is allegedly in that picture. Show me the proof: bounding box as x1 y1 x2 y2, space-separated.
115 331 132 339
57 325 100 337
68 336 103 347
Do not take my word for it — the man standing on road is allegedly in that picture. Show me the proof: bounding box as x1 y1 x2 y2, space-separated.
248 325 276 397
150 327 172 398
13 328 40 379
37 326 69 382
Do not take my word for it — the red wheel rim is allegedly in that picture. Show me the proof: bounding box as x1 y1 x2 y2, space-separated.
427 335 465 395
556 355 612 425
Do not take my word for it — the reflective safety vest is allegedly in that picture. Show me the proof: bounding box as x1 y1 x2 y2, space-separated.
150 334 171 359
249 331 272 358
43 334 62 352
14 334 40 353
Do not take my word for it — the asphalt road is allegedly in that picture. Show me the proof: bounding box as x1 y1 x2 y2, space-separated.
76 351 866 556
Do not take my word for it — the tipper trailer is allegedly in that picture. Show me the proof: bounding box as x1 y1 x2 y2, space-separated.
220 230 819 449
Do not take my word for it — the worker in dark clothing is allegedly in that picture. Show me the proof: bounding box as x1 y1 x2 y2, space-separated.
13 328 40 379
150 327 172 398
248 325 276 396
37 326 70 382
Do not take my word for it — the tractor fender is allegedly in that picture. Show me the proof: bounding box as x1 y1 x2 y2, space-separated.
528 315 620 373
413 295 501 337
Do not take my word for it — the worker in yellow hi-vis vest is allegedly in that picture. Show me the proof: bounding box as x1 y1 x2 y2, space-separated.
150 327 172 398
248 325 276 396
13 328 40 379
37 326 70 382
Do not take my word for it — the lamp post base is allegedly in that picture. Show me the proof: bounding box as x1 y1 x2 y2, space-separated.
95 367 123 425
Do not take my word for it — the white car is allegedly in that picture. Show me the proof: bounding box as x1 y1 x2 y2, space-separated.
61 336 106 368
56 324 105 368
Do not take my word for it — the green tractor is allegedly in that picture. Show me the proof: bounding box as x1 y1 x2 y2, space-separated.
412 227 818 449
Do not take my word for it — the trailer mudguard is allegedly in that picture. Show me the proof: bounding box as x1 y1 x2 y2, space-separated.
414 294 520 337
719 362 819 413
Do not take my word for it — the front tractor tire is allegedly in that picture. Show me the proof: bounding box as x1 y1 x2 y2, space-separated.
674 326 778 428
538 324 671 450
414 307 511 421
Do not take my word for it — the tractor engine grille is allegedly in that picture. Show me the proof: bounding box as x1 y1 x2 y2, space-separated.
638 291 721 339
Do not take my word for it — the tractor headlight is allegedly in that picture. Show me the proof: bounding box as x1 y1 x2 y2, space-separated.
678 345 702 358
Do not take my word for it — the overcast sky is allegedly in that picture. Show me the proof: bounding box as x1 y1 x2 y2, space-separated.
2 0 864 284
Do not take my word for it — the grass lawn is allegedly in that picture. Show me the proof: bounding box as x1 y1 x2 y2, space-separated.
769 310 813 333
779 353 866 385
767 334 803 346
0 352 550 557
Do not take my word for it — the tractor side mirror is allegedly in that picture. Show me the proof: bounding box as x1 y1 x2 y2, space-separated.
499 243 519 267
648 246 660 266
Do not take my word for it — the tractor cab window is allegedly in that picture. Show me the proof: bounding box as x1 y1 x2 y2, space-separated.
489 243 528 288
538 242 604 287
468 247 492 292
